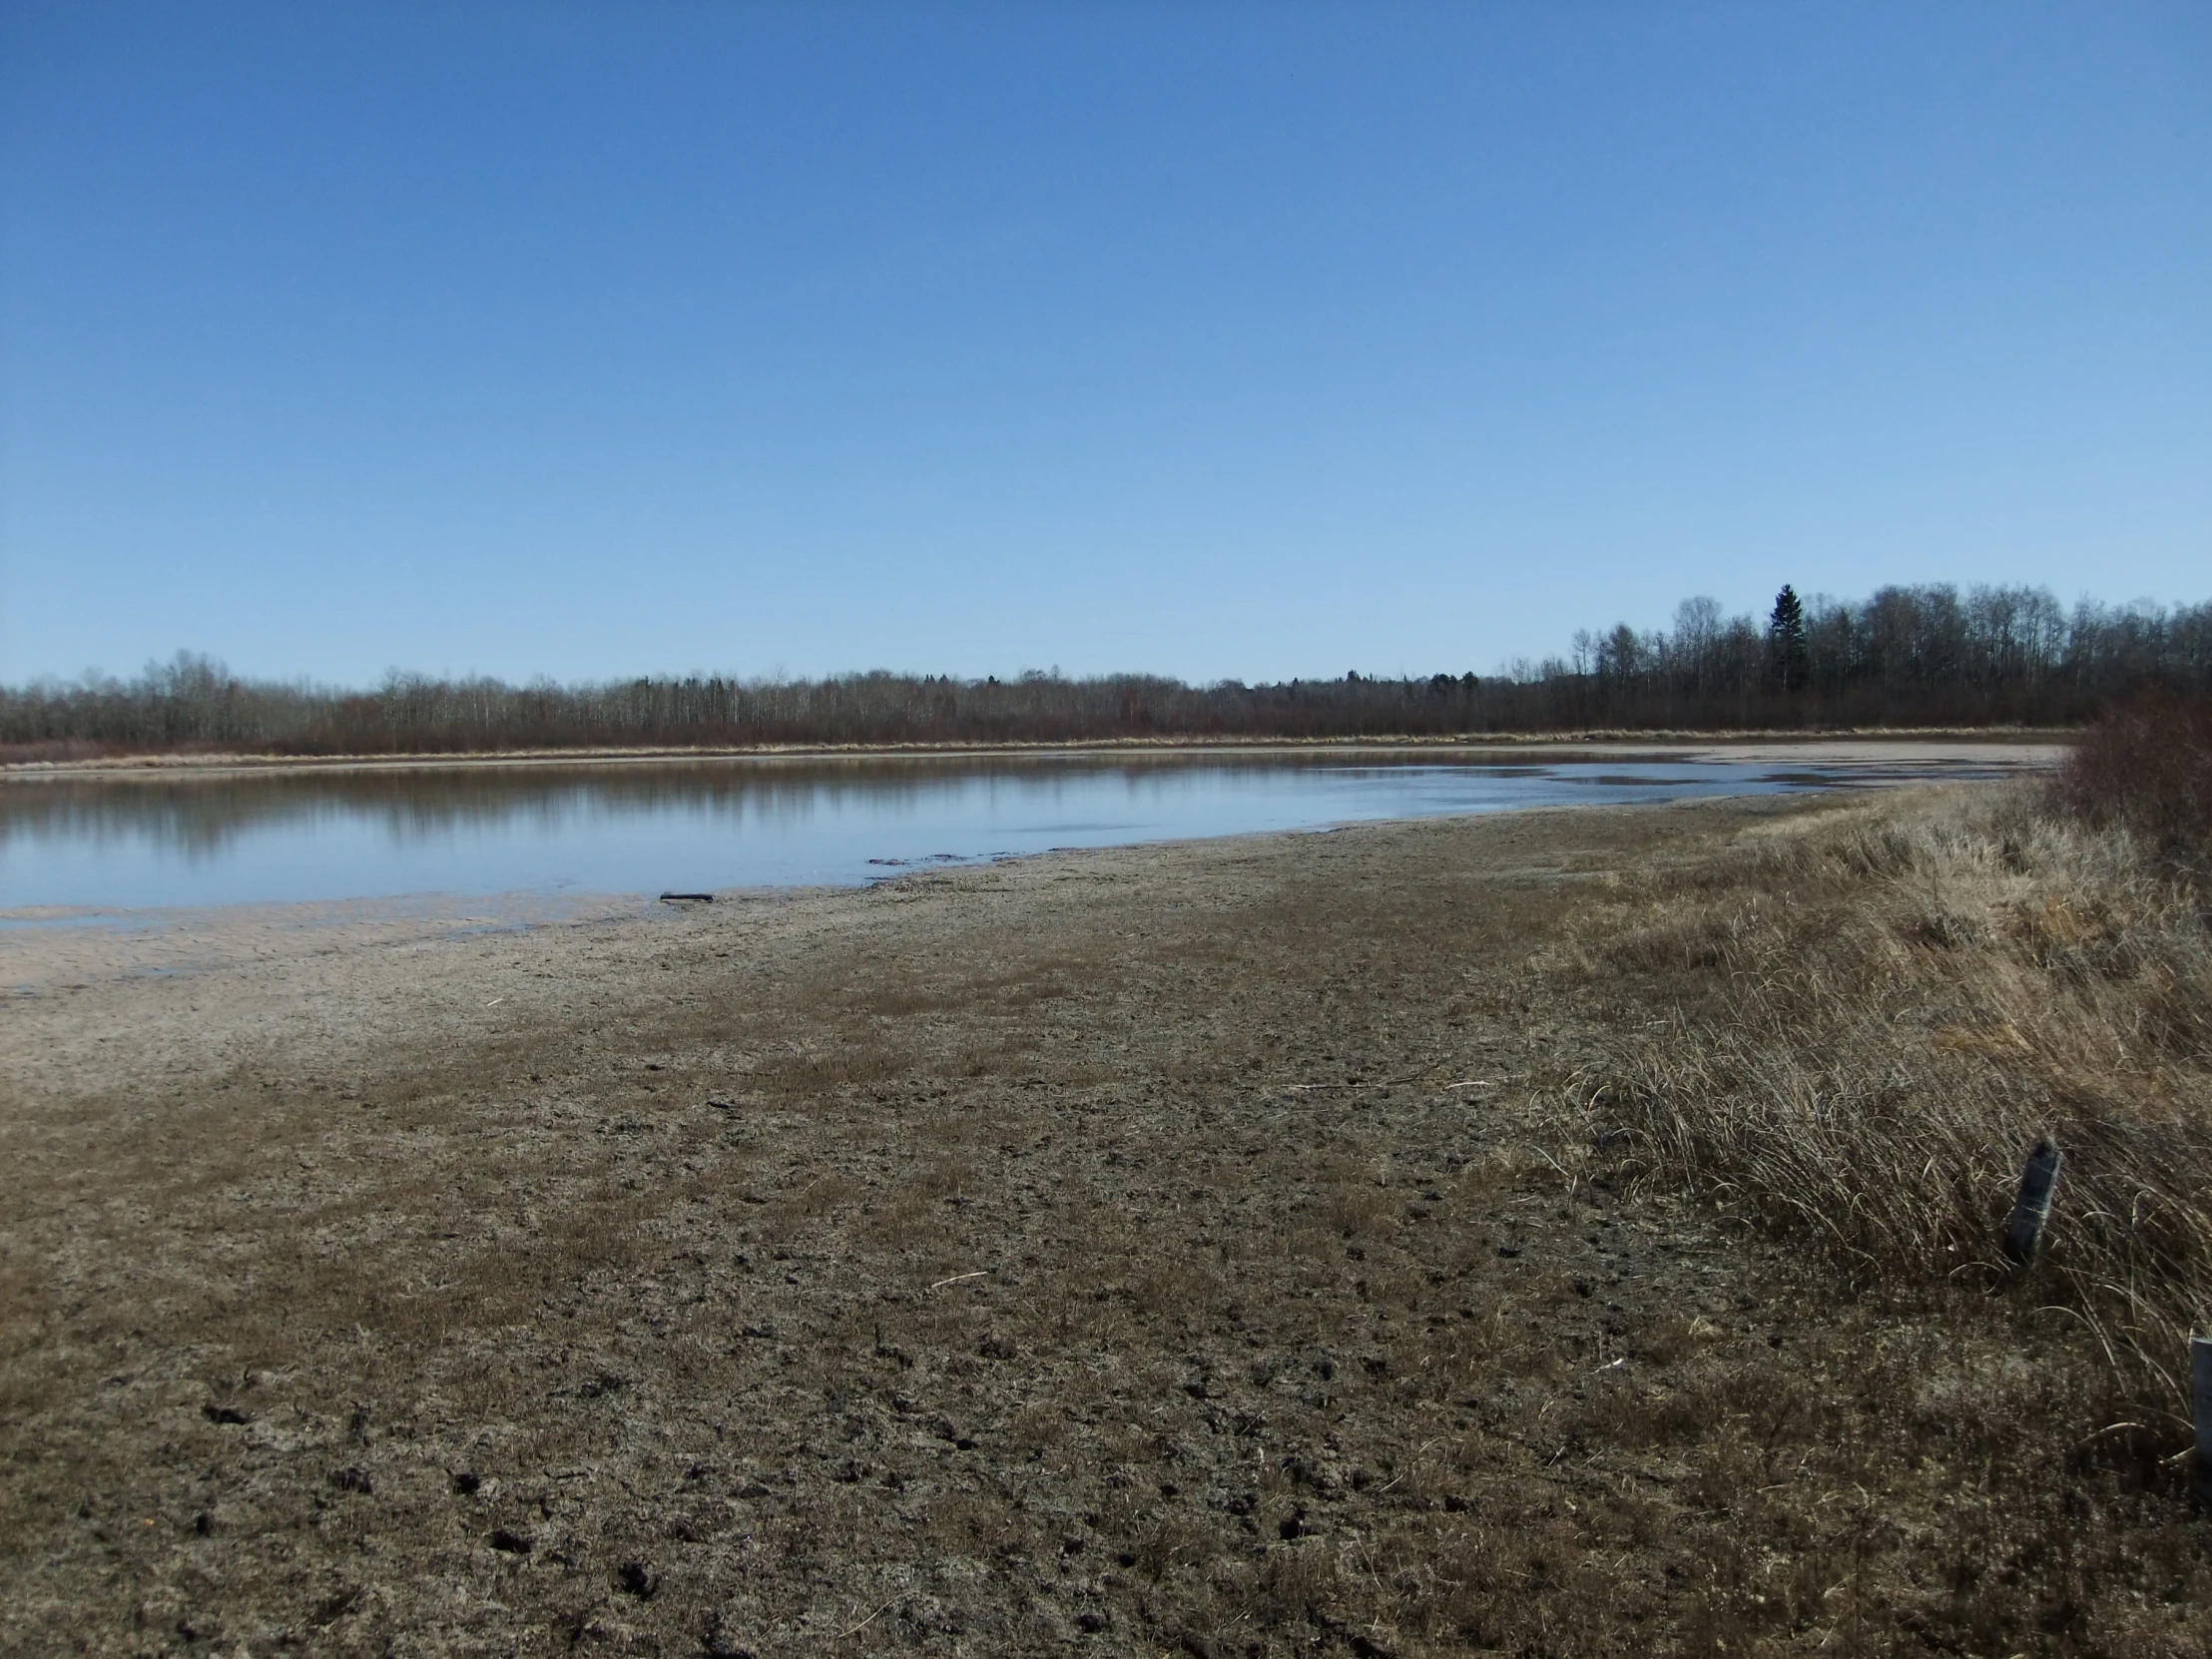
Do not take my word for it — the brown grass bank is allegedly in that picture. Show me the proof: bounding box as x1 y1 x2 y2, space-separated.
3 791 2208 1655
1546 788 2212 1391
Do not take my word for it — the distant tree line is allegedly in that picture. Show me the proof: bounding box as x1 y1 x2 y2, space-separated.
5 584 2208 760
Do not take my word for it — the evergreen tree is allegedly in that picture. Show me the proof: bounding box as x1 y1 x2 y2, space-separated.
1768 584 1810 692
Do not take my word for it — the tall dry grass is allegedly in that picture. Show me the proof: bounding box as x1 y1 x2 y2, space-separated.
1548 779 2212 1407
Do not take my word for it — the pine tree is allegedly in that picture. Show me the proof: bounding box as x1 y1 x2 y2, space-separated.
1768 584 1809 692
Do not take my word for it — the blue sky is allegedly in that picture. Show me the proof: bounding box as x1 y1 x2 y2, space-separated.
2 2 2206 686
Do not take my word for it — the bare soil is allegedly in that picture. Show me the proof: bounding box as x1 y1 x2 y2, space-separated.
3 795 2204 1656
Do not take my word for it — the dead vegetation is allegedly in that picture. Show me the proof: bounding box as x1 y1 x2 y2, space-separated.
2054 689 2212 873
9 588 2208 761
1544 772 2212 1420
4 794 2210 1655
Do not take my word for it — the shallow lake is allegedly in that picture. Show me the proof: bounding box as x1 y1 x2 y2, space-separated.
0 749 2032 912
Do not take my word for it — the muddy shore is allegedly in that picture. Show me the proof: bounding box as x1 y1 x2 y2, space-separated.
3 732 2067 783
4 789 2200 1655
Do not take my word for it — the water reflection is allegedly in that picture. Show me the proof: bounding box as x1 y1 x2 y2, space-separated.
0 751 2026 911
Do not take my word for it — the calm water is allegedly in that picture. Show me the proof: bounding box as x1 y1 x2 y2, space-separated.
0 751 2021 911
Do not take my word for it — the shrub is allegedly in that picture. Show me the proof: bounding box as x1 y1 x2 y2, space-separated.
2055 691 2212 870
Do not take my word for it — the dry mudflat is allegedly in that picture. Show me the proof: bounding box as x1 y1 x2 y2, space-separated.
3 792 2204 1656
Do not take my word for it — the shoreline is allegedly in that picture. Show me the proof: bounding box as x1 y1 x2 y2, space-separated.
1 726 2072 782
0 744 2060 993
9 785 2195 1650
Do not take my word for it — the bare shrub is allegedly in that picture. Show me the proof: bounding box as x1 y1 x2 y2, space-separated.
2055 689 2212 870
8 589 2210 755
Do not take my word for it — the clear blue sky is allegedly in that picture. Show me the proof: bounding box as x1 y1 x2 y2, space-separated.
3 2 2206 687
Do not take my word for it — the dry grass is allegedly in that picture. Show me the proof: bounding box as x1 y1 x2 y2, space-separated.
1545 783 2212 1410
7 798 2211 1655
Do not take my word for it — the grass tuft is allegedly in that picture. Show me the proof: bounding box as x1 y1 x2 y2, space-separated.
1549 782 2212 1409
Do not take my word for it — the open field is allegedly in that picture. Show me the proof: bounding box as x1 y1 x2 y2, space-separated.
4 788 2207 1655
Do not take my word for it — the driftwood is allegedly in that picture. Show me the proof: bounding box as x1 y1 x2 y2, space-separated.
658 892 715 904
2002 1138 2063 1266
